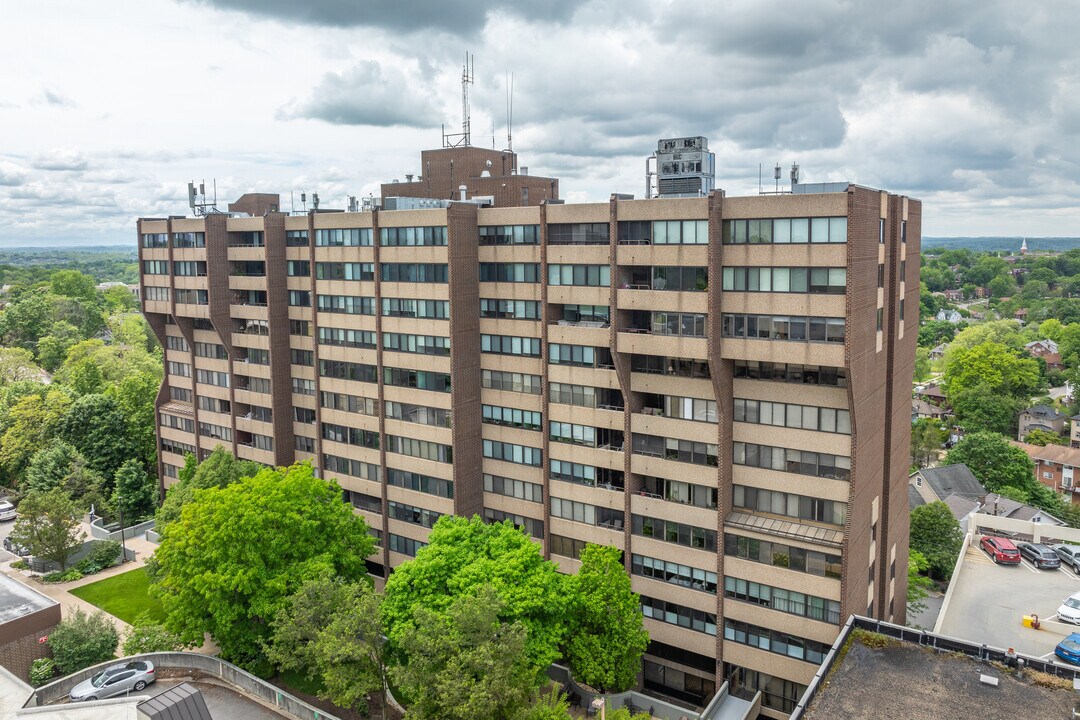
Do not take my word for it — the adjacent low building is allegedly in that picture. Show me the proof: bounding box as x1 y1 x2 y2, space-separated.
0 574 60 680
1013 440 1080 505
908 463 1064 530
1017 404 1066 440
138 139 920 717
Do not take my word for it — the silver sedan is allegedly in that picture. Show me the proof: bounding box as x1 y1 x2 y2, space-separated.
68 660 156 702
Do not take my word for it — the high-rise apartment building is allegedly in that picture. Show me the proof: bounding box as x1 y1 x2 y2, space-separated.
138 143 919 718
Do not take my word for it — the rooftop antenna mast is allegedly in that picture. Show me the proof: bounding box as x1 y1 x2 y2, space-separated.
187 179 221 216
442 52 475 148
505 71 514 153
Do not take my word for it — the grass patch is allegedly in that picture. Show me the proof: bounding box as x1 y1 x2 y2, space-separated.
69 567 165 624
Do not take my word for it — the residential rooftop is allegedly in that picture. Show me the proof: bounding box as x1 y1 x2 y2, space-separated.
0 574 57 625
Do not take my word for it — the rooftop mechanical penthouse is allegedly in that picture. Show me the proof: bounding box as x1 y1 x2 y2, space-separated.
138 140 920 718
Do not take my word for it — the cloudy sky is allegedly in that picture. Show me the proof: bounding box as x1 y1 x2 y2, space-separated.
3 0 1079 246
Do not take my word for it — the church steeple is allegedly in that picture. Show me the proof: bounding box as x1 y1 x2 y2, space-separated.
1021 237 1029 255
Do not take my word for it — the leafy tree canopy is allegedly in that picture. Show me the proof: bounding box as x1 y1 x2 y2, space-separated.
944 431 1037 494
57 394 135 482
909 501 963 580
155 447 261 529
382 516 569 676
152 463 374 670
10 489 86 569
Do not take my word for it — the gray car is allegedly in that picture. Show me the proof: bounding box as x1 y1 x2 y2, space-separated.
1052 544 1080 572
68 660 155 702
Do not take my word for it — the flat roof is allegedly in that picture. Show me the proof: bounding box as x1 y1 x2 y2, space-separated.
0 575 57 624
803 636 1074 719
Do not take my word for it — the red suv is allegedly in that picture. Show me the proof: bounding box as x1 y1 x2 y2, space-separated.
981 536 1021 565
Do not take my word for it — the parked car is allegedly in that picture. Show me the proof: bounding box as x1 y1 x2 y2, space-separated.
2 536 29 557
1056 633 1080 666
1058 592 1080 625
0 500 15 522
69 661 155 702
980 536 1021 565
1016 542 1061 569
1052 544 1080 573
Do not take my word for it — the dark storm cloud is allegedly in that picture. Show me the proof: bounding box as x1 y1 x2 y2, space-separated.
279 60 439 128
181 0 577 34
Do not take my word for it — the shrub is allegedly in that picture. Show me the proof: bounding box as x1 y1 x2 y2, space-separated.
11 560 29 570
122 613 185 655
48 608 119 674
88 540 122 568
41 569 82 583
29 658 56 686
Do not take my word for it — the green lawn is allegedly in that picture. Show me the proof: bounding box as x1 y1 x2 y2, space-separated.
69 567 165 624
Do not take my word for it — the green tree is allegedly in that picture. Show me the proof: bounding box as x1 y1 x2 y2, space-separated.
24 439 99 497
917 319 958 348
48 609 119 675
1034 318 1065 343
382 516 568 676
988 275 1015 298
9 489 86 569
914 346 932 382
269 577 389 718
0 348 42 385
947 320 1024 354
1023 428 1068 446
102 285 139 312
155 447 260 529
909 501 963 580
107 368 163 469
602 705 651 720
393 585 536 720
564 545 648 693
910 419 944 467
944 341 1042 399
112 460 156 521
0 390 72 485
949 384 1024 435
49 270 98 301
36 321 82 372
944 431 1037 495
516 687 572 720
907 550 936 619
0 290 51 351
58 394 136 481
152 463 374 670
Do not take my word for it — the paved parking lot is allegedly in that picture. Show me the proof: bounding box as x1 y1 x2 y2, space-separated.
937 539 1080 664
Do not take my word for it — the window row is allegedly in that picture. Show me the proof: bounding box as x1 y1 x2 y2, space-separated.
380 225 447 246
382 298 448 319
624 266 707 292
484 473 542 503
479 263 541 283
320 391 376 416
642 596 717 636
632 435 717 466
548 223 608 245
317 295 375 315
617 219 708 245
549 344 613 368
723 619 828 664
482 405 541 431
380 263 447 283
632 514 717 551
144 287 169 302
557 304 610 324
384 333 450 356
549 382 623 410
724 576 841 624
387 435 453 463
483 439 542 467
722 217 847 245
631 554 717 593
384 367 451 393
175 289 208 305
388 501 443 528
479 224 540 245
481 334 541 357
162 414 194 433
482 369 541 394
641 476 717 509
193 341 225 359
549 422 622 449
387 468 453 499
548 264 610 287
733 361 847 387
724 534 841 579
386 401 451 428
316 262 374 281
197 369 229 387
320 360 377 383
199 422 231 441
483 508 544 539
480 298 540 320
167 361 191 378
173 261 206 277
321 422 379 449
315 228 372 247
733 485 846 526
733 441 851 481
549 461 623 490
721 314 845 343
319 327 376 349
549 498 623 529
389 534 426 556
721 267 846 294
733 398 850 434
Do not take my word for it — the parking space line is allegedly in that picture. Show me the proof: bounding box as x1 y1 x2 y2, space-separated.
1041 651 1057 660
1021 561 1041 575
1062 567 1080 581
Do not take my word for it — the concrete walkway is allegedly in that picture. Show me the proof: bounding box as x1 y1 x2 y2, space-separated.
1 528 219 657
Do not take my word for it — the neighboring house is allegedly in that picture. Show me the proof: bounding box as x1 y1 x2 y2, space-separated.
974 286 988 299
969 311 986 321
1071 415 1080 449
1013 441 1080 505
1017 404 1066 440
908 463 1065 531
928 343 948 361
912 399 948 422
914 384 948 406
1025 339 1059 357
935 309 963 323
943 289 963 302
1014 308 1028 322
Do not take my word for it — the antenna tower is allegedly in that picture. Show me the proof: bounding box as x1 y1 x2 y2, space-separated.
187 179 221 216
442 53 474 148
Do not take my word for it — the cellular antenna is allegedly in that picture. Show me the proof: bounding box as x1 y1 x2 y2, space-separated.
442 52 475 148
505 71 514 153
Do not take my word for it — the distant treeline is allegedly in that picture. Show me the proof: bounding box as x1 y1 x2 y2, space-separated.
0 247 137 286
924 237 1080 252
